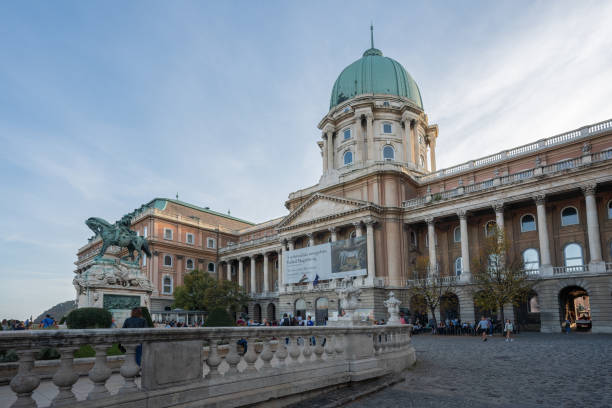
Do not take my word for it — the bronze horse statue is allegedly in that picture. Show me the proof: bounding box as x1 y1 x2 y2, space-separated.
86 217 152 262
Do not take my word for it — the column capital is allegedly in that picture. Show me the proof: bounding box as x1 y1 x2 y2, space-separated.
581 183 597 196
305 232 314 238
262 251 269 258
533 194 546 205
352 221 362 228
276 247 282 254
364 217 376 227
323 124 335 134
328 226 337 233
492 201 504 213
456 209 468 219
425 217 435 225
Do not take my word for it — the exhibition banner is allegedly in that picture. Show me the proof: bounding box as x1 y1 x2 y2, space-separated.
283 236 367 284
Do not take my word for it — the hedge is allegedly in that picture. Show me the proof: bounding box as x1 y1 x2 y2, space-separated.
204 308 234 327
66 307 112 329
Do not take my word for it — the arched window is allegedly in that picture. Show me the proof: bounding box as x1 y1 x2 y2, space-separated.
420 155 425 168
186 258 194 270
522 248 539 271
383 123 392 133
349 230 357 239
485 220 497 237
520 214 536 232
563 243 583 267
607 200 612 219
343 151 353 165
383 145 395 160
164 255 173 267
454 257 463 276
162 275 173 294
208 262 215 273
343 128 351 140
453 226 461 243
561 207 579 226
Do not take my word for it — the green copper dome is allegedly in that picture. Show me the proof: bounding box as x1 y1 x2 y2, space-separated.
329 47 423 110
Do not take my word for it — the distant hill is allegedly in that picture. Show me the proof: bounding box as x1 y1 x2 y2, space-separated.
34 300 77 323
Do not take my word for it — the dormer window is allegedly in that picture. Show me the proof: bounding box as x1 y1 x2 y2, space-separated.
383 123 392 134
343 129 351 140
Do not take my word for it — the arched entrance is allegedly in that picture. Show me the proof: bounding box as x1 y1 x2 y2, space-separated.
440 292 460 321
294 299 306 319
253 304 262 323
409 295 428 325
267 303 276 322
559 286 591 331
315 297 328 326
514 290 541 332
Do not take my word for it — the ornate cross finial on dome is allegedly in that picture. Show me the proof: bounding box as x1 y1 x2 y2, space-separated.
363 23 382 57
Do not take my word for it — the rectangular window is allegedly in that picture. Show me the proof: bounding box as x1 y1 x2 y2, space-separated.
186 233 194 245
143 226 148 238
383 123 392 134
343 129 351 140
207 238 216 249
142 253 147 267
164 228 173 240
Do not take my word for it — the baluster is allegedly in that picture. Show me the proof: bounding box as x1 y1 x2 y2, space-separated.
243 337 258 374
206 339 222 379
302 335 312 362
324 335 334 360
313 335 324 361
118 344 140 394
333 334 344 358
51 347 79 406
379 332 386 354
275 336 288 368
259 337 274 371
288 336 300 364
225 338 241 376
10 350 40 408
87 345 111 400
373 333 381 356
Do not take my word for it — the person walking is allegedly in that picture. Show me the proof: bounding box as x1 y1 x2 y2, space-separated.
564 318 571 334
122 307 147 366
504 319 514 342
477 316 489 341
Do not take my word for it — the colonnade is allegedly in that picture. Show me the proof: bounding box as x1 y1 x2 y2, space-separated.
417 183 604 278
222 249 281 295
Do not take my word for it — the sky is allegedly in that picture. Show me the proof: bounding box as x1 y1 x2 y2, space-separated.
1 1 611 320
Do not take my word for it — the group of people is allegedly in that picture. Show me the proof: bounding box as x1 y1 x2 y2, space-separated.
1 315 56 331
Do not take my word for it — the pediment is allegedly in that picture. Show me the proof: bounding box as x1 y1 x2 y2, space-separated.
278 194 368 229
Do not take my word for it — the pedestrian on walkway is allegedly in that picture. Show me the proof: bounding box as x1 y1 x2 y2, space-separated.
477 316 489 341
504 319 514 342
122 307 147 366
564 318 571 334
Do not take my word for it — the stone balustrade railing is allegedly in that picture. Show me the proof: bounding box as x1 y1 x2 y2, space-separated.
1 325 415 408
417 118 612 183
403 148 612 209
553 265 589 275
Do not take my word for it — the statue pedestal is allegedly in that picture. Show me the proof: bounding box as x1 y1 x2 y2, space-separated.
73 256 153 327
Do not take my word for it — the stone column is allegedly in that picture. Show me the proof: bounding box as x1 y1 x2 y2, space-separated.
263 252 269 293
250 256 256 294
534 195 552 275
353 221 363 237
322 134 329 173
365 219 376 283
458 210 471 281
353 116 363 162
329 227 337 242
493 201 505 231
428 138 436 171
401 113 412 163
411 122 418 163
325 127 335 171
582 184 603 270
366 113 374 162
238 258 244 287
305 232 314 247
288 238 295 251
277 248 283 291
426 217 437 273
226 261 231 281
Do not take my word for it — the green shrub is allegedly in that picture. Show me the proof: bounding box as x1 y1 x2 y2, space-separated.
204 308 234 327
73 343 124 358
140 306 154 328
0 350 18 362
35 347 60 360
66 308 112 329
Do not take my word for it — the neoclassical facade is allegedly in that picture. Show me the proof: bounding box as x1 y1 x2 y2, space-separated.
76 41 612 332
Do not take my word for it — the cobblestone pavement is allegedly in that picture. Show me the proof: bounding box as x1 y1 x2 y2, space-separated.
348 333 612 408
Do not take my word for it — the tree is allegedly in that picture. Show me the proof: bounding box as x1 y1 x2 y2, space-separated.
173 270 249 312
470 227 537 325
406 256 458 327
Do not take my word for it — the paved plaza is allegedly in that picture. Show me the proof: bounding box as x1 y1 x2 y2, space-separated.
348 332 612 408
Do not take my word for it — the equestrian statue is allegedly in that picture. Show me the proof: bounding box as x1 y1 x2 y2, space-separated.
86 214 151 262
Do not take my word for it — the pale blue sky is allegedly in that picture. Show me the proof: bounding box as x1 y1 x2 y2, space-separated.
1 1 611 319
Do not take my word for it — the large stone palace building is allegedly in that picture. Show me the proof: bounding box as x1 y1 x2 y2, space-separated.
76 40 612 333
